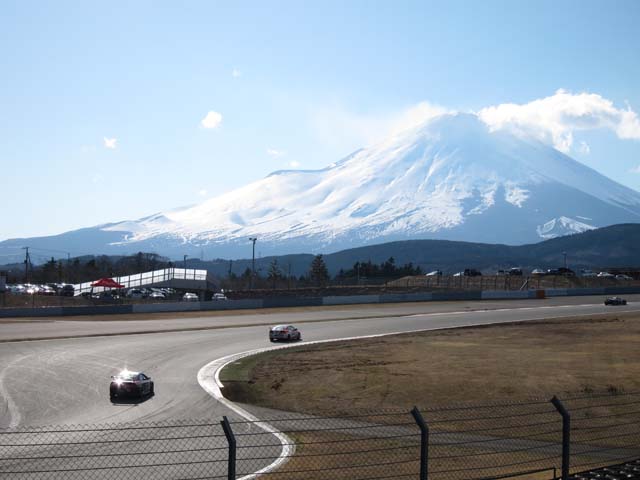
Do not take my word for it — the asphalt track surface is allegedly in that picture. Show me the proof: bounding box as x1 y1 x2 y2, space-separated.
1 294 639 431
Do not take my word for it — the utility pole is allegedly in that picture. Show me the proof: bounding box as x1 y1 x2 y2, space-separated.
22 247 30 284
249 237 257 289
183 255 188 270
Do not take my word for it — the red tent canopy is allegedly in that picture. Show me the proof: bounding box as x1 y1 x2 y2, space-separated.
91 278 125 289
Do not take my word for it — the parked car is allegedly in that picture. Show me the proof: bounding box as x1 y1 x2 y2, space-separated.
581 269 596 277
92 291 120 300
126 288 146 298
452 272 464 277
615 274 633 281
508 268 523 276
597 272 615 278
604 297 627 306
182 292 199 302
9 284 27 294
531 269 546 276
212 293 227 300
39 285 56 296
425 270 442 276
149 291 166 300
25 284 41 295
60 284 75 296
463 269 482 277
269 325 302 342
110 370 154 401
546 268 561 275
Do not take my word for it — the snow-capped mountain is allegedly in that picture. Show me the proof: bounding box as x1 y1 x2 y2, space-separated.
3 113 640 260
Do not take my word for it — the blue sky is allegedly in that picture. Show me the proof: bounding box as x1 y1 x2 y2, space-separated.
2 0 640 240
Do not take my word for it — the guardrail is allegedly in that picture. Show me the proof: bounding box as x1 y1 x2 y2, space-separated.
1 393 638 479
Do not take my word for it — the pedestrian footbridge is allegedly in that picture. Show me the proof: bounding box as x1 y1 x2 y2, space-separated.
73 268 215 295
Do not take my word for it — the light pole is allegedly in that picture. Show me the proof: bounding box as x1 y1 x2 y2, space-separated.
249 237 257 289
183 254 188 270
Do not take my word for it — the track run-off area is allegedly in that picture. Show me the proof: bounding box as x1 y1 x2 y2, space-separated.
0 294 638 431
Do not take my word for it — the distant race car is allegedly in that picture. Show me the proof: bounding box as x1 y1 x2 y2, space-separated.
269 325 302 342
110 370 154 401
604 297 627 306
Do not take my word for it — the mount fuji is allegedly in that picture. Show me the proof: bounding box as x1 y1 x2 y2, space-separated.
3 113 640 260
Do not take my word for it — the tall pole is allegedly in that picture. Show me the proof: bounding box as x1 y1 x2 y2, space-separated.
22 247 30 284
249 237 257 289
183 255 188 270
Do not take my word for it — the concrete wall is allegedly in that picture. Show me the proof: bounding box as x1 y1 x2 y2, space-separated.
481 290 534 300
323 295 380 306
2 286 638 318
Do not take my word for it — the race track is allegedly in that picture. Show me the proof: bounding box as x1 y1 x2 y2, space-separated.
1 295 639 430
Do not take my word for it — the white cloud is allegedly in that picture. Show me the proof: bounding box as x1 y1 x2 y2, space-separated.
198 189 208 196
201 111 223 129
267 148 286 158
630 165 640 174
478 89 640 153
232 68 241 78
289 161 300 168
308 101 450 150
103 137 117 149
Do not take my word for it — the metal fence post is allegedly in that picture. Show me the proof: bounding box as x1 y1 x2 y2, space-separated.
411 406 429 480
221 416 236 480
551 396 570 480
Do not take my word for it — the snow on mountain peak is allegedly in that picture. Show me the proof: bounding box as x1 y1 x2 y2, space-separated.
100 112 640 253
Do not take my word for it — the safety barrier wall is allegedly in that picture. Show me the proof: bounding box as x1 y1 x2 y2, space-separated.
263 297 323 308
378 292 434 303
132 302 202 313
60 305 134 316
432 290 482 301
322 294 380 305
604 286 640 294
0 307 65 317
481 290 535 300
566 287 606 296
544 288 569 297
2 286 639 318
202 299 264 310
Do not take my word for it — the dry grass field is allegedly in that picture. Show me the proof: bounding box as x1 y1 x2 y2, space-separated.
221 312 640 414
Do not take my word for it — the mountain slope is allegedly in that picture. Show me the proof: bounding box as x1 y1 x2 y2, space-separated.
2 113 640 260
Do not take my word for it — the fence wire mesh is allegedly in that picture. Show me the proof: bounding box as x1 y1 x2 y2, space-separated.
565 391 640 477
0 393 638 480
0 419 228 479
230 410 421 480
421 399 562 479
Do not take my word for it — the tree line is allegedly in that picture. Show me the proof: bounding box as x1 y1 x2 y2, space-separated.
6 252 171 284
6 252 421 288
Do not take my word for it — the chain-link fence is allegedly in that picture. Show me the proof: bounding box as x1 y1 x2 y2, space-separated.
0 419 228 479
1 393 639 479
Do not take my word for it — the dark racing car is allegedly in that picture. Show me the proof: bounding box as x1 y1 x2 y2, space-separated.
110 370 154 401
604 297 627 306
